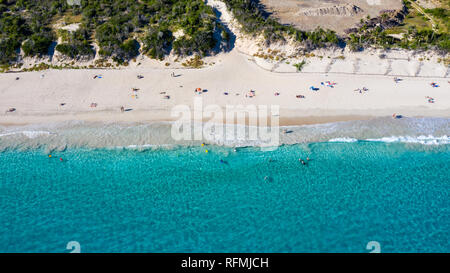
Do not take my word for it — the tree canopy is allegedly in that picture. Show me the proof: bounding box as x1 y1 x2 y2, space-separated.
0 0 219 64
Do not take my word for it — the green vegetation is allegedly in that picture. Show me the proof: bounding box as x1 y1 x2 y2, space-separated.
293 60 306 72
56 27 95 59
142 27 174 60
0 0 220 65
182 55 205 68
424 7 450 33
348 0 449 52
0 0 448 68
223 0 448 53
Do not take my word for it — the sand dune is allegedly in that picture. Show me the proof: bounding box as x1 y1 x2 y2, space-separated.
261 0 403 33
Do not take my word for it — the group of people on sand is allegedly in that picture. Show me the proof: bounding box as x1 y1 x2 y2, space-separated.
392 113 403 119
273 91 307 100
132 88 140 99
394 77 403 83
354 87 369 94
23 72 443 115
160 91 170 100
245 90 256 98
321 81 337 88
195 88 204 95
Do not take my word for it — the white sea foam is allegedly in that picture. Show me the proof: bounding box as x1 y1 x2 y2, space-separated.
328 137 358 143
0 118 448 150
365 135 450 145
123 144 175 149
328 135 450 145
0 131 54 139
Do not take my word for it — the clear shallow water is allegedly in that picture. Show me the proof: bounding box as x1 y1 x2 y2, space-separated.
0 117 449 151
0 142 448 253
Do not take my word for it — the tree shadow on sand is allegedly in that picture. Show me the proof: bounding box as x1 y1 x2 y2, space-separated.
211 6 237 53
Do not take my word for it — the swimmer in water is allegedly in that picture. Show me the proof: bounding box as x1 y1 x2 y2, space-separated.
264 176 272 182
299 159 306 165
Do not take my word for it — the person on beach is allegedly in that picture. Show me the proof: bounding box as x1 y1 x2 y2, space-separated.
246 90 255 98
120 106 125 112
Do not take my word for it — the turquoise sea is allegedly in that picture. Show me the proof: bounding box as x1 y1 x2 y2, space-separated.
0 118 449 253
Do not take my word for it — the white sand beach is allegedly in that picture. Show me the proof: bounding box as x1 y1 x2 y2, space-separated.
0 48 449 126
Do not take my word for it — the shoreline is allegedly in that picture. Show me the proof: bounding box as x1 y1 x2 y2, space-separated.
1 111 449 127
1 49 449 128
0 116 448 151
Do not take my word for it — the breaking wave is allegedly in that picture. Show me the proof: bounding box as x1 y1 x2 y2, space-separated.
0 117 448 151
329 135 449 145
